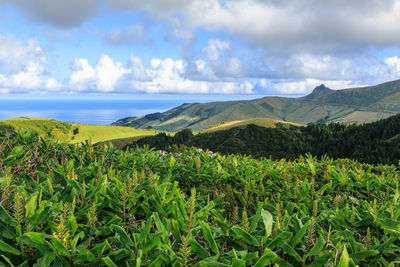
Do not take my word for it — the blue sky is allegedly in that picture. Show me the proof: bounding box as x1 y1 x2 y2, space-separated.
0 0 400 97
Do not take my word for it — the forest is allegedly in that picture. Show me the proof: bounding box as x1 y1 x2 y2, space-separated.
130 113 400 165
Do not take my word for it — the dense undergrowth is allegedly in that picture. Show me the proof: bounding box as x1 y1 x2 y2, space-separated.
1 130 400 266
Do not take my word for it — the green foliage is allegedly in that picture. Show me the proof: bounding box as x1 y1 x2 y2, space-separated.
131 112 400 165
1 129 400 266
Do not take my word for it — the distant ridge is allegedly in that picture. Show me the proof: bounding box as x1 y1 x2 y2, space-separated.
113 79 400 131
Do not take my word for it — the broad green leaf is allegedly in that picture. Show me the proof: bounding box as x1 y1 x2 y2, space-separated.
25 192 38 219
0 204 17 226
110 224 134 247
337 246 350 267
138 217 153 244
49 236 70 257
231 258 246 267
290 221 310 247
254 248 278 267
267 230 292 250
142 232 162 254
24 232 46 244
306 254 331 267
306 236 326 258
350 250 379 263
33 252 55 267
199 261 229 267
281 241 302 262
0 239 20 255
152 212 168 236
170 156 176 167
200 221 220 255
1 255 14 267
102 256 118 267
261 209 273 239
230 226 260 247
136 249 143 267
190 238 211 259
375 218 400 234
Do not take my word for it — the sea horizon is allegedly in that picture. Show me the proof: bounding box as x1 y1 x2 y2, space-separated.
0 94 279 125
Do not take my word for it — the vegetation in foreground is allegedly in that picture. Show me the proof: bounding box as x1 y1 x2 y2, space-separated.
0 117 156 144
0 130 399 266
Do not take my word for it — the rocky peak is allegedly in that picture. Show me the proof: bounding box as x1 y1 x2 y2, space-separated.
309 84 331 96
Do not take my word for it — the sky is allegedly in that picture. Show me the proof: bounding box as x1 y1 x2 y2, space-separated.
0 0 400 98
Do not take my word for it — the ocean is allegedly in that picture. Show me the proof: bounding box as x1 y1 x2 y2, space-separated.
0 95 265 125
0 99 188 125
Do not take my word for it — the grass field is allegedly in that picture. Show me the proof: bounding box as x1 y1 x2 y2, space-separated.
0 117 156 144
198 118 304 134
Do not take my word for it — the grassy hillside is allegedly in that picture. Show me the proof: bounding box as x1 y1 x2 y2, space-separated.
0 117 156 144
199 118 303 133
113 79 400 131
1 130 399 266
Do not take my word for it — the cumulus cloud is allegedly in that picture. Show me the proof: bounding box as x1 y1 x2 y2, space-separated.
45 78 62 91
385 56 400 76
66 53 254 94
69 55 129 92
0 35 47 92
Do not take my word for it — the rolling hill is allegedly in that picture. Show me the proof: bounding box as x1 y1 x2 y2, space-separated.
198 118 303 133
128 112 400 165
113 79 400 131
0 117 156 144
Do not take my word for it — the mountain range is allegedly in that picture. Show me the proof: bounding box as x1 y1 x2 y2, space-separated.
113 79 400 131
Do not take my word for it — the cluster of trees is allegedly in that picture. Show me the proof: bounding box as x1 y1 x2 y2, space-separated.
128 113 400 165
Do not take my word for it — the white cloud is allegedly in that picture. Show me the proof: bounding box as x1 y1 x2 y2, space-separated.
128 57 254 94
66 53 255 94
0 35 46 92
69 58 96 91
69 55 129 92
45 78 62 91
201 39 230 61
95 55 129 92
385 56 400 76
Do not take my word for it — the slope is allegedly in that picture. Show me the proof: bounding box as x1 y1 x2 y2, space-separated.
0 117 156 144
113 79 400 131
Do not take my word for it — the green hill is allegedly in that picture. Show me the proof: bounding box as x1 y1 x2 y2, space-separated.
129 112 400 165
113 79 400 131
198 118 303 134
0 117 156 144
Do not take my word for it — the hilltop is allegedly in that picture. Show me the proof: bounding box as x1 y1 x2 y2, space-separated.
113 79 400 131
0 117 156 144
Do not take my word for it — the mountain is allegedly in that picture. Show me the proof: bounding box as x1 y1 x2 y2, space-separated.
113 79 400 131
